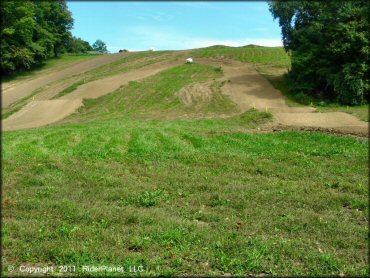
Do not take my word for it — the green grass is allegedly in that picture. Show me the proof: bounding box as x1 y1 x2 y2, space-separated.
50 51 169 100
2 54 99 83
191 45 291 68
62 63 237 123
3 113 368 276
2 46 369 276
316 104 369 122
51 80 86 100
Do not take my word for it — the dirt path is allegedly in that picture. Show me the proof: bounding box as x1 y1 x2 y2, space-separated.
3 59 183 131
196 58 368 135
2 52 131 108
273 112 367 129
60 59 182 100
3 100 82 131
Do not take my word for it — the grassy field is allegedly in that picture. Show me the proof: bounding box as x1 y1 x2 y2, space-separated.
3 116 368 276
2 53 369 276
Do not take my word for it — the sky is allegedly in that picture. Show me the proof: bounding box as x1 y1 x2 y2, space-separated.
67 1 283 53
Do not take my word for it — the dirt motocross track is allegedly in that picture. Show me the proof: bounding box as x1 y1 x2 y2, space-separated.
2 53 368 135
2 52 131 108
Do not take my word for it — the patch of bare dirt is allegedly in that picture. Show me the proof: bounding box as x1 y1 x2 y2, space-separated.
273 112 368 128
176 82 213 106
270 124 369 138
33 77 81 101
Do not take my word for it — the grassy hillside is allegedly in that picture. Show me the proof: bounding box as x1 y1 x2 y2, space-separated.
3 52 369 276
2 54 100 83
62 63 236 124
191 45 290 68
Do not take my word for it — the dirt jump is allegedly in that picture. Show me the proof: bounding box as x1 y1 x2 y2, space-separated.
2 54 368 136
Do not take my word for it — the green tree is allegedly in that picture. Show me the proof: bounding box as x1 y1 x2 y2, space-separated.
269 0 369 104
1 0 77 75
1 1 37 72
34 0 73 57
92 39 108 53
66 36 92 53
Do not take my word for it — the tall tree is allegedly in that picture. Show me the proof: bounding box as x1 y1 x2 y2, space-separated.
1 0 76 75
1 1 37 72
92 39 108 53
269 0 369 104
34 0 73 57
66 36 92 53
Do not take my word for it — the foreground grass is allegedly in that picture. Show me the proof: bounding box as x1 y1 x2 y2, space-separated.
2 111 368 276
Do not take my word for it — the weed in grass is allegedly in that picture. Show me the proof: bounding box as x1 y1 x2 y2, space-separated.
123 189 168 207
51 80 85 99
209 195 231 207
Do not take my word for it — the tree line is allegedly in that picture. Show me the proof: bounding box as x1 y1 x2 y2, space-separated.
1 1 107 76
269 0 369 105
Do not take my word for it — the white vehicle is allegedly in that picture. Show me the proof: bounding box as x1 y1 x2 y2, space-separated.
149 47 156 51
186 58 193 64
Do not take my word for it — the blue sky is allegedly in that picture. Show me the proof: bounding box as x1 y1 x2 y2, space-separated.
67 1 282 53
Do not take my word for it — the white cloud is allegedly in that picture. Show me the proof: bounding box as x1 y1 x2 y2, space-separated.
152 12 173 22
